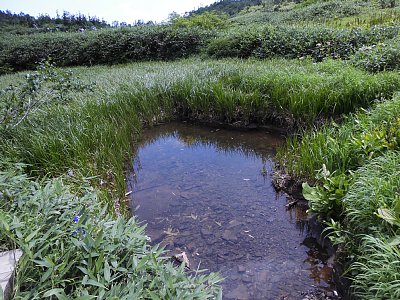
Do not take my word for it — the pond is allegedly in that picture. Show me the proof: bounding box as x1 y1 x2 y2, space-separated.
127 122 335 300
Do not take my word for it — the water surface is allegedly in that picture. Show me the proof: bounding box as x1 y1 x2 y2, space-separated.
127 122 333 300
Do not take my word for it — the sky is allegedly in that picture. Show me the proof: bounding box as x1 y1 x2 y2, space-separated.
1 0 218 24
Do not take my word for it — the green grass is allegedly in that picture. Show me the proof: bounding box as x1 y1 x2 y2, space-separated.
342 152 400 299
277 93 400 179
352 234 400 299
3 58 399 188
231 0 400 28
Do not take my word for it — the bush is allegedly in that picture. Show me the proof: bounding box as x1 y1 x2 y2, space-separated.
350 38 400 72
0 26 211 73
206 24 400 61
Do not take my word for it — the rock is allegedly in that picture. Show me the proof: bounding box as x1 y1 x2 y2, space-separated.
238 265 246 273
242 274 252 283
256 270 268 282
201 228 213 237
172 252 190 268
205 238 217 246
0 249 23 300
222 230 237 242
228 219 243 228
225 284 250 300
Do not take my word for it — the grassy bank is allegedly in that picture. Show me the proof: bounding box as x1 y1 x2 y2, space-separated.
276 94 400 298
3 59 399 183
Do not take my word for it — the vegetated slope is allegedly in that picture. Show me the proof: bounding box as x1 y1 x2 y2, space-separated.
229 0 400 27
189 0 263 16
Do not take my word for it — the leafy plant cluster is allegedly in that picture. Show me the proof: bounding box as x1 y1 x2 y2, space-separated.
285 0 364 22
0 167 221 299
190 0 263 16
170 12 228 30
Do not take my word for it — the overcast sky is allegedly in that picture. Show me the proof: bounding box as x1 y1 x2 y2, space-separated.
1 0 218 24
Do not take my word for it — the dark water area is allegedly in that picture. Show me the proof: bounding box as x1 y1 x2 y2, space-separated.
127 122 335 300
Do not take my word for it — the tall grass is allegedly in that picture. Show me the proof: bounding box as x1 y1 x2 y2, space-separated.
351 235 400 299
3 58 399 188
343 151 400 234
277 93 400 179
277 94 400 299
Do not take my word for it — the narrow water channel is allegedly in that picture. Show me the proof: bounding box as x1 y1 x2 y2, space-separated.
127 122 335 300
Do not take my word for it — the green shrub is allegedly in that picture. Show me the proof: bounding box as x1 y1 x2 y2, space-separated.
350 38 400 72
0 26 211 73
207 24 400 61
289 0 363 21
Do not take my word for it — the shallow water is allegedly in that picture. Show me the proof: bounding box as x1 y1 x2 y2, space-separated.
127 122 334 300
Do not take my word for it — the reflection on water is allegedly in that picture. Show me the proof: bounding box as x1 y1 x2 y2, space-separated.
127 122 334 300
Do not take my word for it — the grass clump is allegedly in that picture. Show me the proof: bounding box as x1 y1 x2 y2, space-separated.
343 151 400 233
342 152 400 299
278 93 400 181
351 235 400 299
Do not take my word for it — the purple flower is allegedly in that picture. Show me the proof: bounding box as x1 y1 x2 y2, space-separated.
72 227 86 236
73 215 80 223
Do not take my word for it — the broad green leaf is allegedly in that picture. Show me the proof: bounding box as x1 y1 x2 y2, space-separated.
34 259 53 268
377 208 397 226
25 228 41 243
302 182 321 202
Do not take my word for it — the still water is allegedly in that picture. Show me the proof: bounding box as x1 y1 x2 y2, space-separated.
127 122 334 300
